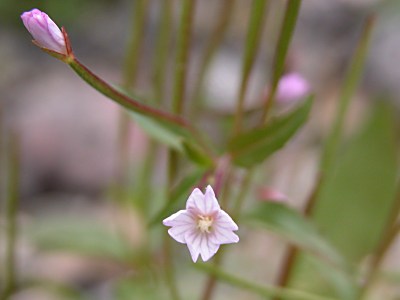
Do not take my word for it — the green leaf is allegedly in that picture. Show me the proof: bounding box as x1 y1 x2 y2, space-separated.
289 104 398 299
229 96 313 168
312 104 398 263
181 140 214 167
245 202 346 269
292 254 358 300
114 276 164 300
148 169 206 227
131 112 214 167
29 218 133 263
131 112 186 151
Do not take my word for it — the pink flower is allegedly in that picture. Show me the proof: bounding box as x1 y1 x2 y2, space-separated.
276 72 310 103
163 185 239 262
258 187 288 202
21 8 67 55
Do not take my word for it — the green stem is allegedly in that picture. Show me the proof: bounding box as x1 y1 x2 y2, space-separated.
1 134 20 299
234 0 268 134
117 0 150 204
152 0 174 105
164 234 181 300
201 169 254 300
122 0 149 88
191 0 235 119
200 252 224 300
358 181 400 299
196 264 340 300
172 0 196 115
68 58 188 127
260 0 302 124
232 170 255 217
272 173 323 300
321 15 376 173
164 2 197 299
273 15 376 295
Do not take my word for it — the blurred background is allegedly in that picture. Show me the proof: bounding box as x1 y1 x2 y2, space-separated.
1 0 400 299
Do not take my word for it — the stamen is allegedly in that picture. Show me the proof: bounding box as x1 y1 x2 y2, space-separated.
197 215 213 233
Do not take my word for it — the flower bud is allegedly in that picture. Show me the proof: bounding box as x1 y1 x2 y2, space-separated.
276 72 310 103
21 8 67 55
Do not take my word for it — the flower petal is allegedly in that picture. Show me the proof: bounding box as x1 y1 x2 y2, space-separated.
21 9 67 54
186 188 205 214
199 235 220 262
203 185 221 214
210 225 239 244
167 225 192 244
185 229 201 262
216 210 238 231
186 186 221 215
185 230 219 262
163 210 194 227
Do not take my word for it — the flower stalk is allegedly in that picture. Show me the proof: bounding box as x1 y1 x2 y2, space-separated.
1 134 20 299
260 0 302 124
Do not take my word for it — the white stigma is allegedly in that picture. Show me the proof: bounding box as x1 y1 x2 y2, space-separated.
197 215 213 233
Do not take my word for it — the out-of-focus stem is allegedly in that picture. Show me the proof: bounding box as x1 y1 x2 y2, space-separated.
358 181 400 299
165 2 197 300
117 0 149 203
273 173 323 299
152 0 173 105
122 0 149 88
172 0 196 115
197 264 339 300
191 0 235 119
234 0 268 134
1 134 20 299
260 0 302 124
273 15 376 297
201 169 254 300
321 15 376 173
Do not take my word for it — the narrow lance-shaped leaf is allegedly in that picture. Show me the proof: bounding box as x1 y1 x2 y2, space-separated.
229 96 313 168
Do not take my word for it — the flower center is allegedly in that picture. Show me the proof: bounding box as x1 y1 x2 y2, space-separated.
197 215 213 233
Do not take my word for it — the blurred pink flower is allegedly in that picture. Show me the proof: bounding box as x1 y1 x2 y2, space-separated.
21 8 67 55
258 187 288 202
276 72 310 103
163 185 239 262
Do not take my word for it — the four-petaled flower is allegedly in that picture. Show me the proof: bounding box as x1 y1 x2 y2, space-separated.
21 8 67 55
163 185 239 262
